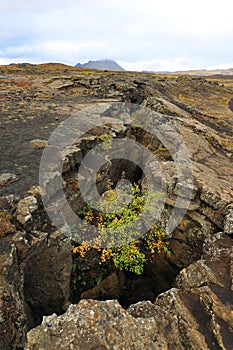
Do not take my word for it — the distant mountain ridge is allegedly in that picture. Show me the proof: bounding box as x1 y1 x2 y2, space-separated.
75 59 124 71
172 68 233 76
153 68 233 76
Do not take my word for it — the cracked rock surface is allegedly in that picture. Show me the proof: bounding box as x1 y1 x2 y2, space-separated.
27 233 233 350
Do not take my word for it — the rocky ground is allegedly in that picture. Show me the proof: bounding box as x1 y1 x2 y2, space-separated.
0 63 233 195
0 63 233 349
27 233 233 350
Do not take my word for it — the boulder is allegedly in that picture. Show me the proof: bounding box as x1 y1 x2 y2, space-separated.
80 272 125 300
0 239 27 350
27 299 158 350
0 173 19 187
16 195 38 225
0 230 71 349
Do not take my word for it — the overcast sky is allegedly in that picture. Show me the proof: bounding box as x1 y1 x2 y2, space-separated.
1 0 233 71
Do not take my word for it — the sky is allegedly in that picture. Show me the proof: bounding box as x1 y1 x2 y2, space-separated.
1 0 233 71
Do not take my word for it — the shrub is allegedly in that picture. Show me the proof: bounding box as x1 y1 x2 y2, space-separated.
71 180 169 275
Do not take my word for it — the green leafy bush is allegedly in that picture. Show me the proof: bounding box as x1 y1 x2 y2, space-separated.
72 181 169 275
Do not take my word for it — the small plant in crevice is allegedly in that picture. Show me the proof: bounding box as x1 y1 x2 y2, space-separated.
71 178 170 290
98 133 113 151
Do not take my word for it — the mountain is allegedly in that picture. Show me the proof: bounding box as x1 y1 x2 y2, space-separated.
75 59 124 71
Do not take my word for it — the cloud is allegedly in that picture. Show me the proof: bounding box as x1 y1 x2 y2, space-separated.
1 0 233 70
119 58 193 72
0 41 106 64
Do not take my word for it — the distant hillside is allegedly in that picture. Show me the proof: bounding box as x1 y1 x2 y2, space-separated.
8 63 35 68
75 59 124 71
143 67 233 76
169 68 233 76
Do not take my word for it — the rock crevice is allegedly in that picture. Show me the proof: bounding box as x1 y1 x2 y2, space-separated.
0 66 233 349
27 233 233 350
